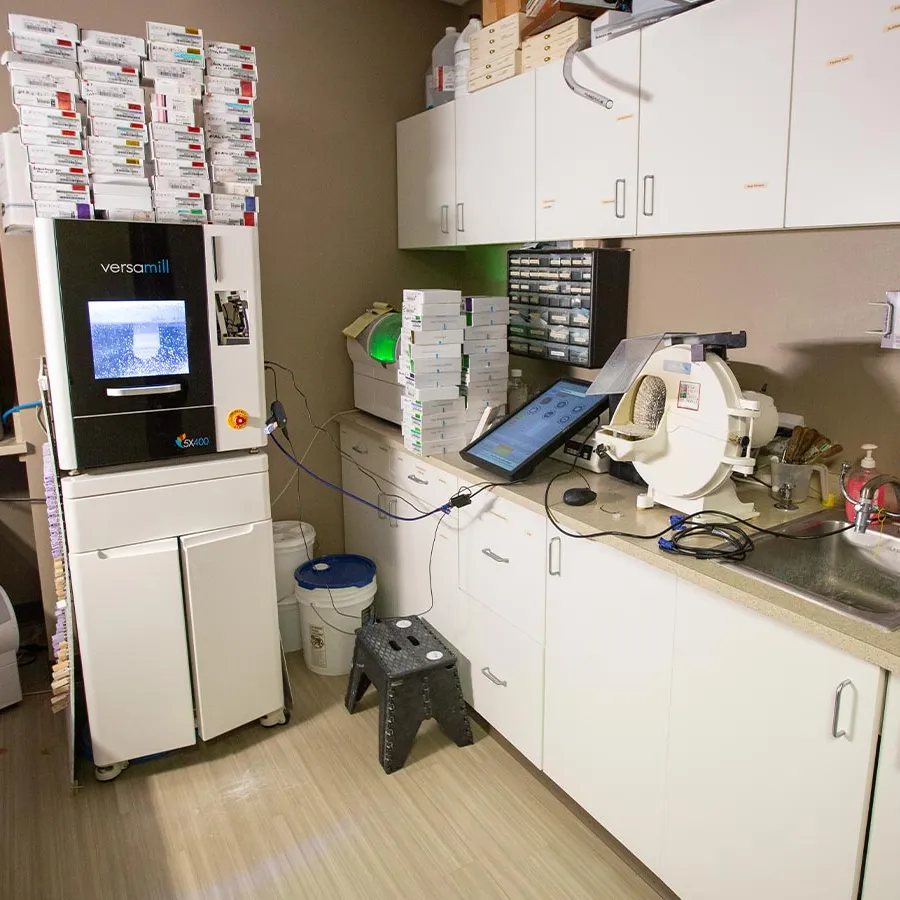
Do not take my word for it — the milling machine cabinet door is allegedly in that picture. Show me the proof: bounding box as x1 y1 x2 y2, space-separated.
180 520 284 740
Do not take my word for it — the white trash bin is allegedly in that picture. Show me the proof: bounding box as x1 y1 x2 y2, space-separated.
294 555 377 676
273 521 316 653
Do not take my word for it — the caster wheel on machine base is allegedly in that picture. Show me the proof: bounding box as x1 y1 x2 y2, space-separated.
260 708 290 728
95 761 129 782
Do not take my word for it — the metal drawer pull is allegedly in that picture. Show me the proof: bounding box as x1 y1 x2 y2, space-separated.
832 679 852 739
440 204 450 234
389 498 399 529
614 178 626 219
106 384 181 397
408 474 429 485
481 667 507 687
351 444 368 455
482 548 509 564
456 202 465 233
549 536 561 575
642 174 655 216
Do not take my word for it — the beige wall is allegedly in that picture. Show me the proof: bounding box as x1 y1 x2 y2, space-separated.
0 0 465 628
465 226 900 471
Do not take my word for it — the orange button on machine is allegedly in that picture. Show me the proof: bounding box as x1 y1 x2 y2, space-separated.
228 409 249 429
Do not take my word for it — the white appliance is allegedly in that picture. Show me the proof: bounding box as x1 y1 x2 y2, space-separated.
596 334 778 519
0 585 21 711
34 220 284 780
34 219 266 472
345 310 402 425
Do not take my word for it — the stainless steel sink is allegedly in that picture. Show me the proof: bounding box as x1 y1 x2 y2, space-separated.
727 510 900 631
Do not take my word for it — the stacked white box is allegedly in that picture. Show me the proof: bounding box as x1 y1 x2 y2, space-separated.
78 29 149 221
461 297 510 423
143 23 207 223
3 15 94 226
202 38 258 226
400 289 468 456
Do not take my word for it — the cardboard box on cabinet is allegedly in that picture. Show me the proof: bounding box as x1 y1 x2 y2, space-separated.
482 0 527 26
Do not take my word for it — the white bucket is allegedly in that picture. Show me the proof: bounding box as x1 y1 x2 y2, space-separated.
273 520 317 600
294 555 377 677
277 596 303 653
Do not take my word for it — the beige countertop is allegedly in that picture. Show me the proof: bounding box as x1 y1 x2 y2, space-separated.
344 412 900 674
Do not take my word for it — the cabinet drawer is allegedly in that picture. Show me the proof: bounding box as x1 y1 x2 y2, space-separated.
470 599 544 767
340 425 395 481
459 490 547 643
393 453 458 509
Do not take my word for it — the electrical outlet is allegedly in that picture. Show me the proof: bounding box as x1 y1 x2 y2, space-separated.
869 291 900 350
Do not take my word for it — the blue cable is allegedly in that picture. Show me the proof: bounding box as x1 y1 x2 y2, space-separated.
2 401 41 424
270 433 451 522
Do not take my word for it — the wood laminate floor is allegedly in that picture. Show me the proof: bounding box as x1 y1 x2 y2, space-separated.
1 655 669 900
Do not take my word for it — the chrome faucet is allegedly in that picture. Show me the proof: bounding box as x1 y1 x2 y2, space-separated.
840 464 900 534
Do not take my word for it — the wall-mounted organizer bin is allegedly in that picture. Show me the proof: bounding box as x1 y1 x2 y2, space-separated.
507 247 630 368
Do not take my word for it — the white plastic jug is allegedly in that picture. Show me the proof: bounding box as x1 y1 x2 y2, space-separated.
432 26 459 106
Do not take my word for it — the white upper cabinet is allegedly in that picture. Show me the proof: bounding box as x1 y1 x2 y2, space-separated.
786 0 900 228
397 103 457 249
535 33 641 240
637 0 796 235
662 579 884 900
455 72 537 246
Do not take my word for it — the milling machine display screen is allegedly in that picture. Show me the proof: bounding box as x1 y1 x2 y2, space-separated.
88 299 190 380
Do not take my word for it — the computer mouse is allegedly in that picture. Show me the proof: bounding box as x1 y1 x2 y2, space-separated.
563 487 597 507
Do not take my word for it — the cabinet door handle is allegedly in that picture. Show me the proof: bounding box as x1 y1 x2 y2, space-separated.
376 492 385 520
549 536 561 576
211 235 221 282
642 175 655 217
351 444 368 455
614 178 626 219
456 202 465 233
481 666 507 687
481 548 509 564
832 679 852 739
440 204 450 234
408 474 429 485
389 498 399 529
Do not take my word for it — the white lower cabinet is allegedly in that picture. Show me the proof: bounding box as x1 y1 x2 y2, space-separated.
662 579 884 900
861 671 900 900
543 533 676 871
464 598 544 768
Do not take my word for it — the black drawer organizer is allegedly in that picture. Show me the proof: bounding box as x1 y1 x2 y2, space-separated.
507 247 630 368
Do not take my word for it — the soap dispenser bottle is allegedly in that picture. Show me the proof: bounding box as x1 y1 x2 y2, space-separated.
845 443 886 524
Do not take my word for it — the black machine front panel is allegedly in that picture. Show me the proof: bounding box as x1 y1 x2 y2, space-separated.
71 406 217 470
54 220 213 419
51 220 217 468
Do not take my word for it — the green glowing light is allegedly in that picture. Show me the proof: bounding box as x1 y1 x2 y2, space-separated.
367 313 401 364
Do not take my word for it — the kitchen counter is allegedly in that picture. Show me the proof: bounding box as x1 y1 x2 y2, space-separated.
345 411 900 674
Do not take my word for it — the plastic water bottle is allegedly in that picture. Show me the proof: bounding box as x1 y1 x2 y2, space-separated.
454 15 483 99
508 369 529 413
432 26 459 106
425 67 436 110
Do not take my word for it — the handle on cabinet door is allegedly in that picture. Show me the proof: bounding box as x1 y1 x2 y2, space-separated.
832 679 852 739
481 666 507 687
481 548 509 564
549 536 561 576
351 444 368 455
642 175 655 217
211 235 220 281
456 202 465 233
389 498 399 529
376 492 386 521
408 474 428 486
440 205 450 234
614 178 626 219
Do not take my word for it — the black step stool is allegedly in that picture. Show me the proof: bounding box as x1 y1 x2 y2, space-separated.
345 616 473 774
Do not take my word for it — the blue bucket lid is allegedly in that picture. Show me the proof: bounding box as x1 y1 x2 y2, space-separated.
295 554 376 591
